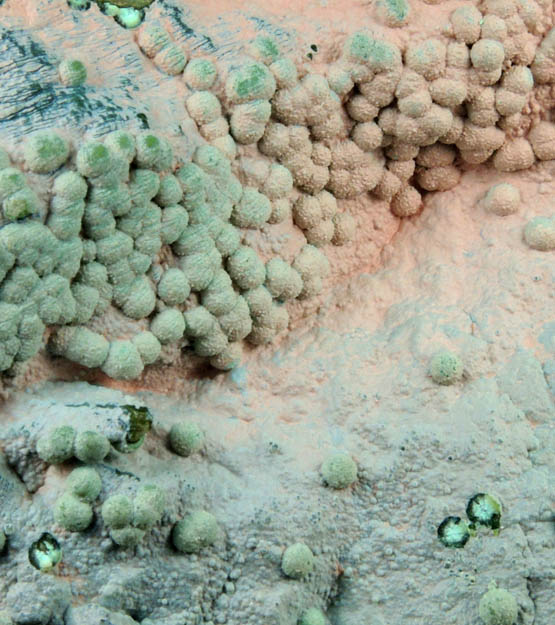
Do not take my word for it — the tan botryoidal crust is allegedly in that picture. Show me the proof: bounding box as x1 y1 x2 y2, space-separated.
528 122 555 160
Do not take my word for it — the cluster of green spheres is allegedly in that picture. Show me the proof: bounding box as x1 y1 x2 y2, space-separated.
36 425 111 465
101 484 165 548
54 467 102 532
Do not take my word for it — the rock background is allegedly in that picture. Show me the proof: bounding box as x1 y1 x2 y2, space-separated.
0 1 553 624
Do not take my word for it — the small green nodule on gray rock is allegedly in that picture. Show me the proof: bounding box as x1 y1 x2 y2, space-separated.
172 510 219 553
169 421 204 457
281 542 314 579
428 350 463 385
321 452 357 489
479 581 518 625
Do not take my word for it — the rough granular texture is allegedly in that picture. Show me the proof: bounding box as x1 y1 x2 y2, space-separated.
0 4 553 622
0 1 554 386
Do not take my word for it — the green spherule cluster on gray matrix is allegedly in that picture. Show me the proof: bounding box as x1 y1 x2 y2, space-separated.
428 350 463 385
0 167 40 221
478 581 518 625
54 466 102 531
58 59 87 86
101 494 133 529
281 542 315 579
169 421 205 457
73 430 110 463
23 130 70 174
321 452 357 489
172 510 219 554
54 492 93 532
66 466 102 502
102 485 165 548
0 119 321 380
36 425 76 464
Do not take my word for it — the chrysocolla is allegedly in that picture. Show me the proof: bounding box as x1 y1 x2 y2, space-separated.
437 516 471 548
28 532 62 572
466 493 502 531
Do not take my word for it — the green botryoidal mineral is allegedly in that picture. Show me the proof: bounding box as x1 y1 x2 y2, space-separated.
28 533 62 572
